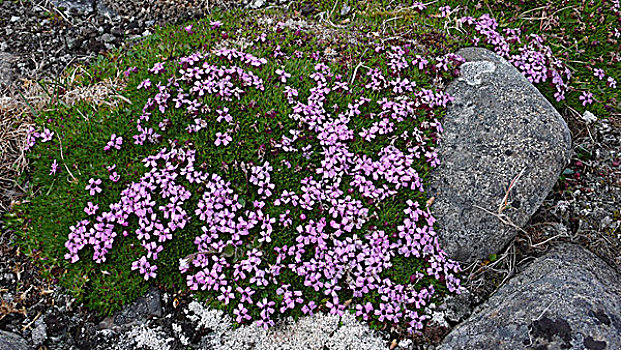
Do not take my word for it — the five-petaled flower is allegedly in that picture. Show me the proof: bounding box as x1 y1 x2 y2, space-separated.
85 178 102 196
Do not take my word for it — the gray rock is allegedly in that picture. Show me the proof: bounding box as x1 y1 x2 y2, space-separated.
439 243 621 350
440 291 473 324
0 330 31 350
248 0 265 9
429 47 572 262
101 33 115 43
31 318 48 346
113 287 162 326
340 3 351 17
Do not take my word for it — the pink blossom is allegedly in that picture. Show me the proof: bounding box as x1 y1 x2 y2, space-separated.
49 159 59 175
85 178 102 196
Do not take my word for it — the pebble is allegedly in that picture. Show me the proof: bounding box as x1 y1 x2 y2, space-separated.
101 33 115 43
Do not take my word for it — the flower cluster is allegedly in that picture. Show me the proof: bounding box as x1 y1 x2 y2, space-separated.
24 126 53 151
54 19 466 334
104 134 123 151
458 14 572 102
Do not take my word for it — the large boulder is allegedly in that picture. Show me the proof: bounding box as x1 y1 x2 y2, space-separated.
439 243 621 350
429 47 572 262
0 330 31 350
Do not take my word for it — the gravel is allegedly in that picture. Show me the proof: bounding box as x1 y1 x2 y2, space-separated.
0 0 249 93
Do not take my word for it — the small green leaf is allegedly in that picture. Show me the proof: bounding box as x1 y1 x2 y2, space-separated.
222 244 235 258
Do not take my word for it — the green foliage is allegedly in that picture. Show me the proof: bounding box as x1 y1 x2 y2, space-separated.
6 6 457 320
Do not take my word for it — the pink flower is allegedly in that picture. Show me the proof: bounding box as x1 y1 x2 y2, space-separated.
123 66 138 77
217 286 235 305
49 159 59 175
439 5 452 17
275 69 291 83
607 76 617 89
579 91 594 106
149 63 165 75
593 68 605 80
85 178 102 196
109 172 120 182
137 79 152 90
411 1 426 11
104 134 123 151
131 256 157 280
40 128 54 142
234 303 251 323
214 132 232 146
84 201 99 215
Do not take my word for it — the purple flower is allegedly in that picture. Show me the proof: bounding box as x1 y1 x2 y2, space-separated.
109 172 120 182
85 178 103 196
607 76 617 88
233 303 251 323
439 5 452 17
137 79 152 90
411 1 426 11
123 66 138 77
40 128 54 142
579 91 594 106
593 68 605 80
104 134 123 151
214 132 232 146
217 286 235 305
131 256 157 280
276 69 291 83
49 159 59 175
149 63 166 75
84 201 99 215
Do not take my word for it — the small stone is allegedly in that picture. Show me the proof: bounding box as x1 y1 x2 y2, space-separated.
101 33 115 43
249 0 265 9
31 318 47 347
340 3 351 17
10 16 20 23
66 37 78 49
0 52 17 87
441 291 473 324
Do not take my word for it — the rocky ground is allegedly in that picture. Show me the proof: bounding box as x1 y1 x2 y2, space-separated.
0 1 619 349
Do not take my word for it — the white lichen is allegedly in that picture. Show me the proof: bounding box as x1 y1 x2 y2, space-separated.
126 323 173 350
186 300 232 335
185 301 395 350
581 110 598 124
172 323 190 346
459 61 496 86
